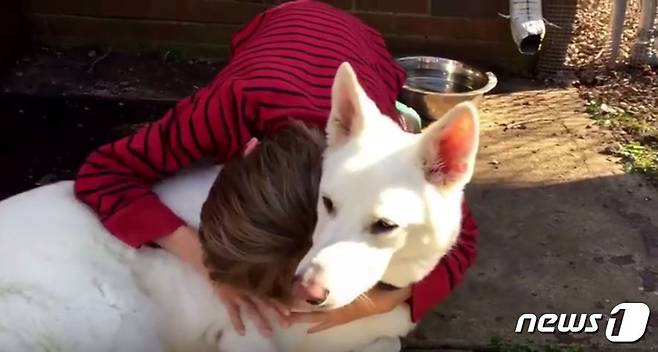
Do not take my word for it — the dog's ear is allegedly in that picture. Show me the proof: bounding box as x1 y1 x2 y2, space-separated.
326 62 378 147
420 102 480 193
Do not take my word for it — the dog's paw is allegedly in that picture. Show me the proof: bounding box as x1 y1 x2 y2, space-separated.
358 337 401 352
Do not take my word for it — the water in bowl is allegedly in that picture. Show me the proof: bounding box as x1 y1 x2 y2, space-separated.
406 76 473 94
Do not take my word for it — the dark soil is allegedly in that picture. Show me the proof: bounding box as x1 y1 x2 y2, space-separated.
0 94 172 200
2 46 221 101
1 46 224 201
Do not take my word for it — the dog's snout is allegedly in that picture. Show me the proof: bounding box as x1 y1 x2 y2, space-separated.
305 288 329 306
293 280 329 306
292 264 329 306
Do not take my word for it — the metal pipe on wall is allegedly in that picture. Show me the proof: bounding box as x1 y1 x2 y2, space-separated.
509 0 546 55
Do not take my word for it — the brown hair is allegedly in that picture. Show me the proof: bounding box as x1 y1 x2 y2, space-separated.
198 122 325 302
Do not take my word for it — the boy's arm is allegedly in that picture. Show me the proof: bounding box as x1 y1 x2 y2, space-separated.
74 79 253 247
407 200 479 322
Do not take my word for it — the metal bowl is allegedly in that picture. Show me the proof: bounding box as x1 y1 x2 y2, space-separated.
397 56 497 124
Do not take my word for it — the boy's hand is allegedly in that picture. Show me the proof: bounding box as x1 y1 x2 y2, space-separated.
290 284 411 333
214 283 291 337
157 225 290 337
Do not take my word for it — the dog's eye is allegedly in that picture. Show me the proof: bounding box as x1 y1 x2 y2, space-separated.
322 196 335 215
370 218 398 235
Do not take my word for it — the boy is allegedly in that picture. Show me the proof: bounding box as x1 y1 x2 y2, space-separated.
74 0 479 337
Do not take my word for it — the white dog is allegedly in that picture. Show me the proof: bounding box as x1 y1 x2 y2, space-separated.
0 62 479 352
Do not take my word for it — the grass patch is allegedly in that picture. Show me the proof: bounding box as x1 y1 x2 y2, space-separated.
619 142 658 184
488 337 584 352
585 99 658 186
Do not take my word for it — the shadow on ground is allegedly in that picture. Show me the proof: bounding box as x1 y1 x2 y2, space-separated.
0 94 170 200
404 175 658 352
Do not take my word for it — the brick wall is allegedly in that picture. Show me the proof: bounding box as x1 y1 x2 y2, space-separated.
25 0 535 74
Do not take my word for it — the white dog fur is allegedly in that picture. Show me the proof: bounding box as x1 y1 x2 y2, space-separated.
0 62 479 352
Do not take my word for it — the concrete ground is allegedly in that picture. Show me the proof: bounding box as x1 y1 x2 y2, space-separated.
404 88 658 351
2 51 657 351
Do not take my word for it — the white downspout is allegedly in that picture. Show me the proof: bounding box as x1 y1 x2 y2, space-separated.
509 0 546 55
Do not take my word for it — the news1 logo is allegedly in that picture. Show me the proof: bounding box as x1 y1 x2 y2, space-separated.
515 303 651 343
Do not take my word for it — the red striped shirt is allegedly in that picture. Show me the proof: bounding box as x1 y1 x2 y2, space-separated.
74 0 478 322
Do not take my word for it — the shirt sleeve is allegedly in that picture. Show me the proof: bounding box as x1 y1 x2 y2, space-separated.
407 200 480 322
74 79 254 247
